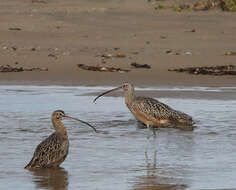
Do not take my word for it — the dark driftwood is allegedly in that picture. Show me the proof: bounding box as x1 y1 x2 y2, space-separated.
168 65 236 75
0 65 23 72
9 27 22 31
131 62 151 69
0 65 48 72
77 64 130 73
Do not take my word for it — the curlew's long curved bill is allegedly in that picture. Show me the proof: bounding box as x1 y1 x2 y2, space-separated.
64 115 97 133
93 86 122 103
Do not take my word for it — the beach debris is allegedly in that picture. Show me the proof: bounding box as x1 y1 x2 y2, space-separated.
165 49 192 55
186 0 236 11
31 46 41 51
101 59 106 64
9 27 22 31
160 35 167 39
155 4 167 10
62 51 71 56
174 51 181 55
185 51 192 55
150 0 236 11
48 47 59 51
173 6 182 11
179 3 192 9
193 0 223 10
100 53 126 59
77 64 130 73
192 0 236 11
220 0 236 11
165 49 180 55
24 67 48 71
224 51 236 56
31 0 47 3
131 62 151 69
0 65 48 72
168 65 236 75
147 0 166 2
0 65 23 72
48 54 58 59
185 28 196 32
101 53 113 59
11 46 17 51
116 53 126 58
173 3 192 11
165 49 172 54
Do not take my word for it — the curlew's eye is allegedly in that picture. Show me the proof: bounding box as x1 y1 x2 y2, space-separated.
56 113 62 119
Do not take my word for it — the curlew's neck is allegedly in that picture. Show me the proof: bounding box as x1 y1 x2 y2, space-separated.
124 87 135 106
52 119 67 137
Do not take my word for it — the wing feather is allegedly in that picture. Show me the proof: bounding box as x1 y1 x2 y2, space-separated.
25 133 68 168
130 96 192 122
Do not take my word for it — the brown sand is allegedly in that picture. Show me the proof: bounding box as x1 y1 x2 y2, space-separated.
0 0 236 87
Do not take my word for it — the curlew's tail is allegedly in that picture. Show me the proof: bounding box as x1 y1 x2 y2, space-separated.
174 111 195 126
24 157 38 169
24 163 31 169
24 159 33 169
173 114 195 131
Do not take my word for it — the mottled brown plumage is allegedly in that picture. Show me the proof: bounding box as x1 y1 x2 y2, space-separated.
94 83 194 129
25 110 97 169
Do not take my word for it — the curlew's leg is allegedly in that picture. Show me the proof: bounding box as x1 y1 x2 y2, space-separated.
145 149 149 167
153 129 158 154
153 145 157 168
145 125 152 153
153 128 158 154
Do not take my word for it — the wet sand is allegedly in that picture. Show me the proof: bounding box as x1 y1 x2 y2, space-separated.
0 0 236 87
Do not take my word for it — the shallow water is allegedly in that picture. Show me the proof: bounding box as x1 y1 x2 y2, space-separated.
0 85 236 190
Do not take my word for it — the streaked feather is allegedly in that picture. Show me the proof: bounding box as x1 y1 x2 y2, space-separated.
128 96 193 125
25 132 69 169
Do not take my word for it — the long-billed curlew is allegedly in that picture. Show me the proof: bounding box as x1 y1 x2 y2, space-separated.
93 83 194 129
25 110 97 169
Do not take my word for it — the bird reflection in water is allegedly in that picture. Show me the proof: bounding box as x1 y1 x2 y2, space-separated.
30 167 68 190
133 146 188 190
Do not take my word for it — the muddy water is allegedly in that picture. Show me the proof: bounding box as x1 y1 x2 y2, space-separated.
0 85 236 190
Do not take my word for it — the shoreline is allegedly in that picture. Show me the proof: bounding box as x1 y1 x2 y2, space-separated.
1 84 236 100
0 0 236 88
0 73 235 87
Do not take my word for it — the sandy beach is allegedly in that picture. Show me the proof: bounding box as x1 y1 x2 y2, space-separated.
0 0 236 87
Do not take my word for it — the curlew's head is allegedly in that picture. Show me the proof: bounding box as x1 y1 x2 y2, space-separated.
51 110 97 132
52 110 66 121
93 82 134 103
122 82 134 92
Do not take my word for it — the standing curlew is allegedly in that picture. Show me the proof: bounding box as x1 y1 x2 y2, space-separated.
93 83 194 129
25 110 97 169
